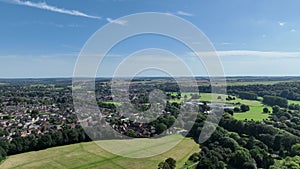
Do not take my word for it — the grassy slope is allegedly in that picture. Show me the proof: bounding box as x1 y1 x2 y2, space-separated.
1 135 199 169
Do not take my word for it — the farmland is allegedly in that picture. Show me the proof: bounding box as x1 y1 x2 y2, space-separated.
0 135 199 169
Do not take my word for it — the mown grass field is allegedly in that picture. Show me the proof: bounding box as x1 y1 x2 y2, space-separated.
168 92 271 121
199 93 271 121
288 99 300 105
0 135 199 169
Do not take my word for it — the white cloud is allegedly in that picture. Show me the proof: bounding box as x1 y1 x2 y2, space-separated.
278 21 286 26
176 11 193 17
291 29 296 32
221 42 232 45
190 50 300 58
2 0 101 20
106 18 127 25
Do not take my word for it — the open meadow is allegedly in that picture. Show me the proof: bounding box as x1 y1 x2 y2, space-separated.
199 93 271 121
169 92 271 121
0 135 199 169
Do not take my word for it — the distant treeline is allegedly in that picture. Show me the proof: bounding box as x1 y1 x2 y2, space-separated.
154 81 300 101
263 95 288 107
238 91 258 100
227 82 300 101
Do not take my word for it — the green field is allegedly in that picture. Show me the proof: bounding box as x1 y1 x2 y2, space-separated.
168 92 271 121
233 106 270 121
168 92 193 103
288 99 300 105
198 93 271 121
0 135 199 169
102 101 122 106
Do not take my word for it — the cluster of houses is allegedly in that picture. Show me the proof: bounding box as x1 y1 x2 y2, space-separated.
0 80 238 141
0 96 77 141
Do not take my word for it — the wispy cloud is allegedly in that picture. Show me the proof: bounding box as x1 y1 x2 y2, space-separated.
50 23 82 28
291 29 296 32
14 21 84 28
221 42 232 45
190 50 300 58
278 21 286 26
1 0 101 20
176 11 193 16
106 18 127 25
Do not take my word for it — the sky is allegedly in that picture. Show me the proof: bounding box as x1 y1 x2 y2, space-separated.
1 0 300 77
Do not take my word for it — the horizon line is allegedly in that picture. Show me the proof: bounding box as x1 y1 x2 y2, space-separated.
1 75 300 79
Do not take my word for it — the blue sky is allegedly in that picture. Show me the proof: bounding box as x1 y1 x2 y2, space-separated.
1 0 300 77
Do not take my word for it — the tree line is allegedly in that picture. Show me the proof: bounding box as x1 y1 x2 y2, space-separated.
0 125 90 162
